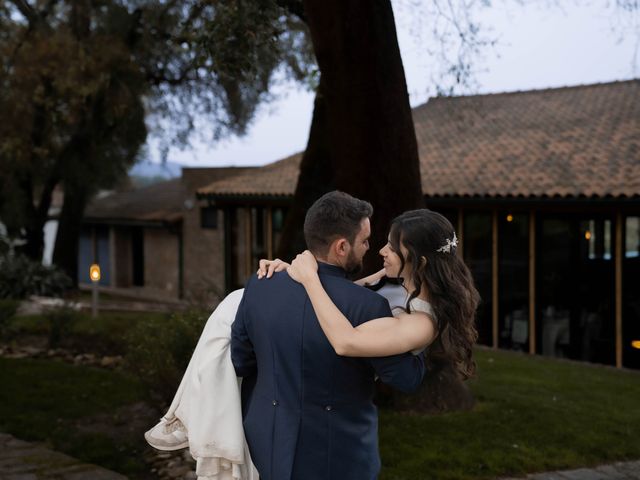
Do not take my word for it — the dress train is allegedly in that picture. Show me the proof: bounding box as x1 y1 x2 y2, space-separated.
145 289 259 480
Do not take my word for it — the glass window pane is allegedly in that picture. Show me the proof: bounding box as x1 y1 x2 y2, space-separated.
463 212 492 346
538 215 615 365
623 216 640 369
498 213 529 350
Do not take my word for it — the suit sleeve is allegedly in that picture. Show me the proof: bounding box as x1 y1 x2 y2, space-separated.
366 297 426 393
230 287 257 378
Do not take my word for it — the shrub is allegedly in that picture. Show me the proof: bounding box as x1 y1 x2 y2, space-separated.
0 254 72 299
46 307 82 349
0 299 20 338
124 309 208 403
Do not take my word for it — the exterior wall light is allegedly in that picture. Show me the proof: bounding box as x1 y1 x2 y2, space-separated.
90 264 101 282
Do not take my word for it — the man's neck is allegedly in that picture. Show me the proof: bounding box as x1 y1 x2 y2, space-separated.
315 254 342 269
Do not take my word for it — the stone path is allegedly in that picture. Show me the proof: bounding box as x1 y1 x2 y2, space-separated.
2 429 639 480
0 432 127 480
501 460 640 480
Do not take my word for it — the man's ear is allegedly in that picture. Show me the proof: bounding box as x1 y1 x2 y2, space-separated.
332 238 350 258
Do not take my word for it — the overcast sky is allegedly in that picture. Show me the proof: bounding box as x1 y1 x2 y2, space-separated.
148 1 639 168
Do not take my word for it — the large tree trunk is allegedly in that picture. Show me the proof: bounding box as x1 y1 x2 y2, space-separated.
53 183 90 286
392 359 476 413
276 76 335 260
302 0 424 274
298 0 475 413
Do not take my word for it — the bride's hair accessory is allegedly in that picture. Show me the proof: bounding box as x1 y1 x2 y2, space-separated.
437 232 458 254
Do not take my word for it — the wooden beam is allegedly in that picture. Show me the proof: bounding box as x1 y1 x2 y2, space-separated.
267 207 273 259
109 228 116 287
529 211 536 355
245 208 252 280
615 212 623 368
492 210 499 349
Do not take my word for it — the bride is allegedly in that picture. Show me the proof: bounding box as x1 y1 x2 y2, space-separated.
144 208 479 480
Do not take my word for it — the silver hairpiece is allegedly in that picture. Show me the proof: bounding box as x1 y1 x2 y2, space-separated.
437 232 458 254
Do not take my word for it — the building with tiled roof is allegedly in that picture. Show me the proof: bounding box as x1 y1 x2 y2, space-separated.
79 167 253 303
198 153 301 198
199 80 639 201
197 80 640 370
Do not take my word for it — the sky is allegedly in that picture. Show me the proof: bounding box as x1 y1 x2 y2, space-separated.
147 1 639 168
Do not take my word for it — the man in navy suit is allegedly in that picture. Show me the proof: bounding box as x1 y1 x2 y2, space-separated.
231 191 425 480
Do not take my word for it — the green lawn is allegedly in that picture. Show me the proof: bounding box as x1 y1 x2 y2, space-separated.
7 311 169 354
2 347 639 479
379 348 640 480
0 357 155 477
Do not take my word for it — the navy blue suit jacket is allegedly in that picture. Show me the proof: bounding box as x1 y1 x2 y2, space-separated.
231 263 425 480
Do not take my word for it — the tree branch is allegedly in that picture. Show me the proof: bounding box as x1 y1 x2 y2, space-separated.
9 0 39 25
275 0 307 23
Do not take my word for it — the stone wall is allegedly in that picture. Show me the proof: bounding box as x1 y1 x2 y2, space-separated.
182 199 226 307
143 227 180 298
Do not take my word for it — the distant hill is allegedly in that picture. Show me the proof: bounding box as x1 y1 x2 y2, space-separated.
129 160 182 178
128 160 182 187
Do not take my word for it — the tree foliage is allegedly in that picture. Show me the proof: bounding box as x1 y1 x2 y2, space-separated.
0 0 313 280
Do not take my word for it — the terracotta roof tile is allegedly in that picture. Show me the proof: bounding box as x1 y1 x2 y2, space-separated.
199 80 640 199
197 153 301 197
85 167 253 222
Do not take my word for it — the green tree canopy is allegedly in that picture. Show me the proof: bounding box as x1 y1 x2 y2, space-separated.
0 0 314 280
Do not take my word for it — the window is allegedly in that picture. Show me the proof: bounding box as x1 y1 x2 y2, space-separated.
537 215 615 365
201 207 218 229
498 212 529 351
623 216 640 369
626 217 639 258
463 212 493 346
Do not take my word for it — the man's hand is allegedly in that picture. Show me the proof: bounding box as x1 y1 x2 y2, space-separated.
257 258 290 279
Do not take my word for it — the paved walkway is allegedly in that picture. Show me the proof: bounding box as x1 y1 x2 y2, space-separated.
2 429 639 480
0 432 127 480
501 460 640 480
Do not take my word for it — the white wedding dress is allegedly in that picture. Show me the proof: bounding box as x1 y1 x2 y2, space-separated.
149 289 258 480
146 284 433 480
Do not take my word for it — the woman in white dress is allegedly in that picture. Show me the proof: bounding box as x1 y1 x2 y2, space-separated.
144 209 479 480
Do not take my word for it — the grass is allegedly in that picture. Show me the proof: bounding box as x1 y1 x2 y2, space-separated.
0 357 154 478
379 348 640 480
6 311 169 354
2 339 639 479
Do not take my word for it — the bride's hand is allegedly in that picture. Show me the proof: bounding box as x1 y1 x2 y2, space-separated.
287 250 318 285
257 258 290 279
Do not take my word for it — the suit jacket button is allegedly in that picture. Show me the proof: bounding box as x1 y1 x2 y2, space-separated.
272 400 278 406
325 405 332 411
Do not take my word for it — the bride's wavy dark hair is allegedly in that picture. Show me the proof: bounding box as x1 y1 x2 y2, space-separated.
389 209 480 380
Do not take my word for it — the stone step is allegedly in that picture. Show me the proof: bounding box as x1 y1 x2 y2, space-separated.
0 432 127 480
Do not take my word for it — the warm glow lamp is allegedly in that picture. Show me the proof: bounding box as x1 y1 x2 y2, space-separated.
632 340 640 350
90 264 101 282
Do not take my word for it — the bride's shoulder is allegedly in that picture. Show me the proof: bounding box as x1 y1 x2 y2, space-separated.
409 297 434 318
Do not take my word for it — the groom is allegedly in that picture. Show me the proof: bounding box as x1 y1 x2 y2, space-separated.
231 191 425 480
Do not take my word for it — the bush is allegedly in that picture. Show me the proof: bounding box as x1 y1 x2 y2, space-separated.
0 299 20 338
124 309 208 403
0 254 72 299
46 307 82 349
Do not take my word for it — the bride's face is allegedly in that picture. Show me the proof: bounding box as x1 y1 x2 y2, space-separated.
379 238 410 279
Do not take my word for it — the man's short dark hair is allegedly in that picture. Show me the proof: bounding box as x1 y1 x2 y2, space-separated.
303 191 373 257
